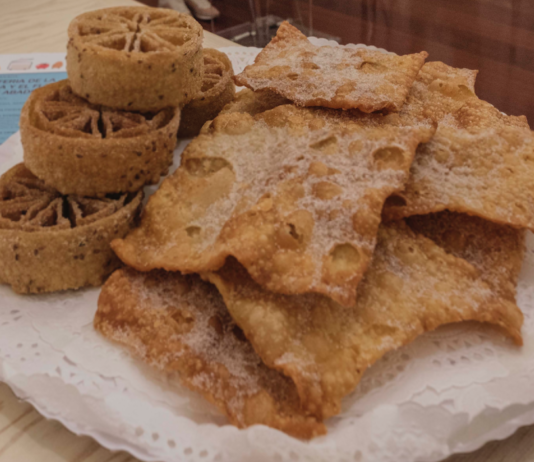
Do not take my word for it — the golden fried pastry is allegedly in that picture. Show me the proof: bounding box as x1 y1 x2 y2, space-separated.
219 88 290 117
95 268 325 439
453 98 530 130
207 222 523 419
178 49 236 138
383 123 534 229
20 80 180 196
383 59 534 227
400 61 529 129
400 61 479 124
234 21 428 112
407 211 525 302
0 164 142 294
112 105 432 307
67 6 203 111
417 61 478 92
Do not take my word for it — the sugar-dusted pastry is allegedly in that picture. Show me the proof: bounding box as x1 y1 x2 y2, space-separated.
219 88 290 117
112 105 433 307
0 164 142 294
407 211 525 303
67 6 203 111
95 268 326 439
383 60 534 228
234 21 428 112
178 49 236 138
399 61 479 124
207 222 523 419
383 103 534 228
21 80 180 196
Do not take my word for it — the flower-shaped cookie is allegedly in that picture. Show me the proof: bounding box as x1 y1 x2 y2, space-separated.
178 49 236 138
0 164 143 294
21 80 180 196
67 6 204 111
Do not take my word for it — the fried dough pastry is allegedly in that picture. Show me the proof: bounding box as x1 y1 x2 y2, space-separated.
400 61 479 124
383 122 534 228
234 21 428 112
21 80 180 196
206 222 523 419
0 164 142 294
407 211 525 302
219 88 290 117
95 268 325 439
67 7 203 111
384 59 534 227
400 61 528 129
178 49 236 138
113 105 432 306
453 98 530 130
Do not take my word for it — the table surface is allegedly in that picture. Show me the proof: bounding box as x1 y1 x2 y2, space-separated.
0 0 533 461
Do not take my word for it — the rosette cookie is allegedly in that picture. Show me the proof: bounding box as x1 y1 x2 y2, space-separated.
21 80 180 196
67 6 203 111
178 49 236 138
0 164 142 294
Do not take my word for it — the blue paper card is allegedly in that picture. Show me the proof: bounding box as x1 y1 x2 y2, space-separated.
0 53 67 144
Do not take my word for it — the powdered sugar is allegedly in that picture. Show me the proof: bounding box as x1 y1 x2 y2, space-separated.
235 22 427 112
151 106 431 305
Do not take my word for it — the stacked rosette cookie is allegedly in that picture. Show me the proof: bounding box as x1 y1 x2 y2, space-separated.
2 6 235 294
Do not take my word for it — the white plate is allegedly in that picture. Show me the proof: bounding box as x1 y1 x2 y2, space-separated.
1 44 534 462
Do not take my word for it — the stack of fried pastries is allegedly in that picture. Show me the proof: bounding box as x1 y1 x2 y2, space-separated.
95 21 532 438
22 6 219 198
3 6 238 294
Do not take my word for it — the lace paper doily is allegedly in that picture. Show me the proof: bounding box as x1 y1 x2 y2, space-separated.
1 44 534 462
